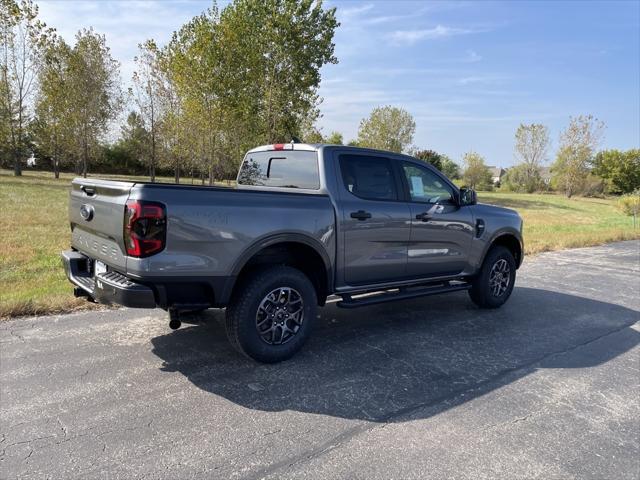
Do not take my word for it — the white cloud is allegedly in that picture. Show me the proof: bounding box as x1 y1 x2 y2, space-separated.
337 3 374 20
389 25 486 45
456 75 510 86
466 49 482 62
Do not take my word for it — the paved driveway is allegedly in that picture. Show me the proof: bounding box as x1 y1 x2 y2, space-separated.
1 241 639 479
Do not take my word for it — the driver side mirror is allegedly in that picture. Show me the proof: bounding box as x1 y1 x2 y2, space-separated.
459 187 477 206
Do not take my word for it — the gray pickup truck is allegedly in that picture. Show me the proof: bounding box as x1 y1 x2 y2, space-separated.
62 143 523 362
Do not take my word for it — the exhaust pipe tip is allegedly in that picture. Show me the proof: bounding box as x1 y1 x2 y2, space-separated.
168 309 181 330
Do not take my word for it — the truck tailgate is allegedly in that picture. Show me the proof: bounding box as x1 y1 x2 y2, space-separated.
69 178 133 271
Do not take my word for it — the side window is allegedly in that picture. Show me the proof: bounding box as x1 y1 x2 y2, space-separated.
402 162 455 204
340 154 398 201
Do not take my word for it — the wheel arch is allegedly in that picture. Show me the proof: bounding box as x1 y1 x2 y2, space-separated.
485 232 523 269
229 234 333 306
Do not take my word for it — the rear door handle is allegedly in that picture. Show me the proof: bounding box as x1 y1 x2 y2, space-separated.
415 212 432 222
350 210 372 221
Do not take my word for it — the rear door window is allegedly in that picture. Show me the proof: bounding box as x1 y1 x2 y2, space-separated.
339 154 399 201
237 151 320 189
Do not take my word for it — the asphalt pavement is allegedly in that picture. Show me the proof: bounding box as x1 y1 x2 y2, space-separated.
1 241 639 479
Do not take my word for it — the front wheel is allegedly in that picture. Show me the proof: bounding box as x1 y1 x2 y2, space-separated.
468 246 516 309
225 266 317 363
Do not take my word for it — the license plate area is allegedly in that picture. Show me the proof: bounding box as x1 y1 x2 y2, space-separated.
94 260 107 277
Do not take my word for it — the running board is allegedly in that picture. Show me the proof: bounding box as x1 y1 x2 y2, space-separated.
336 283 471 309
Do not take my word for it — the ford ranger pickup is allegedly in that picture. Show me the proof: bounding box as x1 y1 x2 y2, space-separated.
62 143 523 362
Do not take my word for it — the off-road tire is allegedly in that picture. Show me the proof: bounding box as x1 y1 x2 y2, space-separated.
468 246 516 309
225 266 317 363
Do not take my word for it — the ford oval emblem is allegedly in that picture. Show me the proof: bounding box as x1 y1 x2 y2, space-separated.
80 204 94 221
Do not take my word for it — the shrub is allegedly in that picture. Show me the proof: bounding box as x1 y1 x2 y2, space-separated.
592 149 640 194
502 164 544 193
581 174 605 198
617 189 640 228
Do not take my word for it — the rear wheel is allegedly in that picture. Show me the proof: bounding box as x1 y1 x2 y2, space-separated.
469 246 516 309
225 266 317 363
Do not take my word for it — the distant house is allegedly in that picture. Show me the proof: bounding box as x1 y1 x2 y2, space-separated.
539 166 552 185
487 166 506 185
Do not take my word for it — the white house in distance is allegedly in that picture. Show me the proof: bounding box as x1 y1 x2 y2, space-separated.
539 166 552 186
487 166 506 186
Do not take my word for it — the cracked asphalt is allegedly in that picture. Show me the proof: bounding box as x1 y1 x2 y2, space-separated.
1 241 639 479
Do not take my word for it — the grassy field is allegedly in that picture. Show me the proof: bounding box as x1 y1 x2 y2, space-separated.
477 191 639 253
1 169 638 318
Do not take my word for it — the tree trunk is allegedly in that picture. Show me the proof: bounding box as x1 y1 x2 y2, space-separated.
54 158 60 179
82 140 88 178
174 159 180 184
13 149 22 176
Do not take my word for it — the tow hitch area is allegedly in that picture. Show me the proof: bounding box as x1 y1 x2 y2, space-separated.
61 250 156 308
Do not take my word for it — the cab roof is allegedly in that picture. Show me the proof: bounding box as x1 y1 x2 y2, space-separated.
246 143 319 153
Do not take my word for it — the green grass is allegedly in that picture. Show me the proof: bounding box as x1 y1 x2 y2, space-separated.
477 191 639 254
1 170 638 318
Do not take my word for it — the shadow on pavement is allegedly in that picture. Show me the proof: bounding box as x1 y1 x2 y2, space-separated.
151 287 639 422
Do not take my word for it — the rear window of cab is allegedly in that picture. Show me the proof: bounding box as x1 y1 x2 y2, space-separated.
237 151 320 189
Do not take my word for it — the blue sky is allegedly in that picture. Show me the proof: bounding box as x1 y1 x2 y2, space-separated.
37 0 639 166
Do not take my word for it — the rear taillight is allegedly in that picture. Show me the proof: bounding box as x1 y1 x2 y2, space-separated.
124 200 166 258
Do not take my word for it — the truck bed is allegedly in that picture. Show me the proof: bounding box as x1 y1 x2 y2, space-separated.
69 178 336 284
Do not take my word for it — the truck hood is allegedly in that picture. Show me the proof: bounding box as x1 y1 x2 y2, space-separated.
474 202 521 219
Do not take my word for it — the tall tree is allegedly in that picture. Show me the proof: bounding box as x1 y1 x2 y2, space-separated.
32 35 71 178
132 40 163 181
462 151 492 190
165 5 226 184
65 28 122 177
552 115 605 197
514 123 550 192
154 65 187 184
219 0 339 144
0 0 53 175
357 106 415 153
119 111 149 172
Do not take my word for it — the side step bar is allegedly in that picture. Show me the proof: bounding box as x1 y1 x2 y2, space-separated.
337 282 471 309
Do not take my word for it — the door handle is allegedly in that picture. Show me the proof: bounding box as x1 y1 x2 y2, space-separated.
415 212 431 222
350 210 372 221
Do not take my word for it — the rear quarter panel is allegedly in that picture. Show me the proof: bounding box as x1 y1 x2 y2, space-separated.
125 185 336 279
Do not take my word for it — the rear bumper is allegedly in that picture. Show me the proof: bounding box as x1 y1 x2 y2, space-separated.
61 250 156 308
